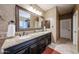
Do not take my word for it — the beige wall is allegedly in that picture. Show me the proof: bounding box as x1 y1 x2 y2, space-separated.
44 7 59 42
0 4 15 48
0 4 15 34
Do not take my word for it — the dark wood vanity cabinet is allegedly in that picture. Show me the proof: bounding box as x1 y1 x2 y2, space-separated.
4 33 51 54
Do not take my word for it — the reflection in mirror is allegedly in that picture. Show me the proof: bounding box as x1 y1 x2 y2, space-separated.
30 15 42 28
15 5 44 32
19 9 30 29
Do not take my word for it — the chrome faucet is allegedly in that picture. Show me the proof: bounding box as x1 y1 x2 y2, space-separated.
23 32 25 35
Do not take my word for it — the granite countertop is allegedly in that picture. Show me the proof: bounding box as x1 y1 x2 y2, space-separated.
1 30 51 53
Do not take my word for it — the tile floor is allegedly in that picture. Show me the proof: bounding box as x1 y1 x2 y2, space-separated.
48 38 78 54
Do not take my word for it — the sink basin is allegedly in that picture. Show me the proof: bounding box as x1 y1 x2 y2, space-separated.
19 35 31 40
18 31 50 40
17 32 41 40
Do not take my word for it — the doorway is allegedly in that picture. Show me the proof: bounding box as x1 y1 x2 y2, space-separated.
60 19 72 40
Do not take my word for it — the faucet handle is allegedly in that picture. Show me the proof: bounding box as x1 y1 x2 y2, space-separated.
23 32 25 35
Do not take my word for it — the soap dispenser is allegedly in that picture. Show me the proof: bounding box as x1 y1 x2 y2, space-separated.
44 26 46 31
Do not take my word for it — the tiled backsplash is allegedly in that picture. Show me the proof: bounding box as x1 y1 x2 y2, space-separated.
15 29 44 36
15 30 35 36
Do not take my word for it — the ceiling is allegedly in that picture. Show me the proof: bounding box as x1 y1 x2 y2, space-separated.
37 4 75 15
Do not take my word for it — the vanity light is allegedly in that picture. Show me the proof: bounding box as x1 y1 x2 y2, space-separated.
36 11 42 16
27 6 33 12
33 9 42 16
26 5 42 16
32 8 36 14
36 10 40 15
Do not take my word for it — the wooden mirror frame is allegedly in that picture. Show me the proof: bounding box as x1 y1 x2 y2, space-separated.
15 5 42 32
15 5 19 32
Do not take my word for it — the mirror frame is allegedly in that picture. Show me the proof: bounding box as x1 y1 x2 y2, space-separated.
15 5 42 32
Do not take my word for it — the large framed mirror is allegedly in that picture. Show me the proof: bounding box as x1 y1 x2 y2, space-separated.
15 5 44 32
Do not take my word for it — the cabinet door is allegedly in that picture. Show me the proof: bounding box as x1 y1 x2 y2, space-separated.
29 43 38 54
48 37 51 44
47 33 51 45
45 38 49 45
38 39 46 53
44 33 51 45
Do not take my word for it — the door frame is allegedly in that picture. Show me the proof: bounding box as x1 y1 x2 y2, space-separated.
72 10 78 45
